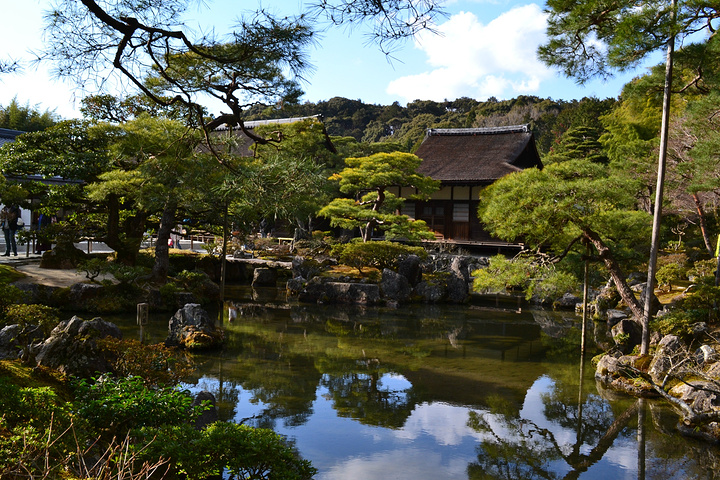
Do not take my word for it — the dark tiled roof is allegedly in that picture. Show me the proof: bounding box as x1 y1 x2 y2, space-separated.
0 128 25 147
415 125 543 185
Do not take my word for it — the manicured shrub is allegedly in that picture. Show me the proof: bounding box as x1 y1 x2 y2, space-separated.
331 240 427 273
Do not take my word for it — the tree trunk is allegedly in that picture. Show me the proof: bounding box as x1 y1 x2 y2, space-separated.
103 193 146 265
642 10 675 355
152 199 177 283
583 229 643 319
692 193 713 255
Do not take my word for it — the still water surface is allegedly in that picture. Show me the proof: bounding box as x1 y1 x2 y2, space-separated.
114 287 718 479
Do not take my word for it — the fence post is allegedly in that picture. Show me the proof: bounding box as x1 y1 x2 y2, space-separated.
137 302 149 342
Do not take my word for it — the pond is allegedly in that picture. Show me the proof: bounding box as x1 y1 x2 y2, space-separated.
112 287 719 480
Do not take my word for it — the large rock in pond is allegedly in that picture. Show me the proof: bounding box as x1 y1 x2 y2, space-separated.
298 278 380 305
414 281 446 303
648 334 683 384
610 318 643 354
381 269 411 303
32 316 122 377
446 274 469 303
166 303 224 350
398 255 423 287
252 267 278 287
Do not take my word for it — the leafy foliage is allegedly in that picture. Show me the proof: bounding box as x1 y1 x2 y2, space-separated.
136 422 316 479
97 338 195 387
320 151 439 242
0 97 58 132
2 304 60 337
331 240 427 273
472 254 578 301
72 375 198 437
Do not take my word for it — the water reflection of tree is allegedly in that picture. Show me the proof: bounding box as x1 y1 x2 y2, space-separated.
236 341 321 429
319 357 423 429
468 400 639 479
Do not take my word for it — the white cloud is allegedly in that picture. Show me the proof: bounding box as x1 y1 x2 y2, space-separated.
319 448 470 480
395 402 485 446
386 4 551 102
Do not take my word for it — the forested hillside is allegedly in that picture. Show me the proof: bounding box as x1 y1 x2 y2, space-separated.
244 95 617 156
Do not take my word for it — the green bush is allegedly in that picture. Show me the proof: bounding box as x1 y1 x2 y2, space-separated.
73 375 198 437
651 284 720 337
0 284 26 320
2 304 60 336
688 258 716 281
136 422 317 480
656 262 685 292
331 240 427 273
0 379 78 475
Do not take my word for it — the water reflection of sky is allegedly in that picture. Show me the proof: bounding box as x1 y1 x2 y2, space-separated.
185 365 702 480
187 374 486 479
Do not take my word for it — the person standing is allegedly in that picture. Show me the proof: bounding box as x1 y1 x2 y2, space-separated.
2 205 21 256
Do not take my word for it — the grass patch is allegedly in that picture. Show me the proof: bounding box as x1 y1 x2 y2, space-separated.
0 360 71 399
0 265 25 284
324 264 381 282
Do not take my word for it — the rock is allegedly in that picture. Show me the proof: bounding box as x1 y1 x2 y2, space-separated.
607 309 629 327
39 243 88 269
32 316 122 377
326 282 380 305
595 285 621 313
610 319 642 354
297 277 328 303
398 255 423 286
414 281 446 303
692 322 709 340
166 304 224 350
286 276 306 295
292 256 324 281
252 267 278 287
595 353 657 397
696 345 718 365
595 353 625 380
192 391 219 430
69 282 105 306
446 274 469 303
450 256 471 283
554 293 581 310
648 335 683 384
381 269 411 303
298 279 380 305
669 381 720 414
0 325 22 360
11 283 57 305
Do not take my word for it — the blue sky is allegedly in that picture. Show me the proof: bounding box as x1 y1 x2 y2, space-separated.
1 0 658 119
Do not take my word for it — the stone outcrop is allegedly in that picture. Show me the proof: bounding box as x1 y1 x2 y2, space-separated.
252 267 278 287
381 269 411 303
0 325 23 360
398 254 423 287
554 293 581 310
297 278 381 305
596 333 720 441
413 280 446 303
31 316 122 377
165 303 224 350
610 319 643 353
